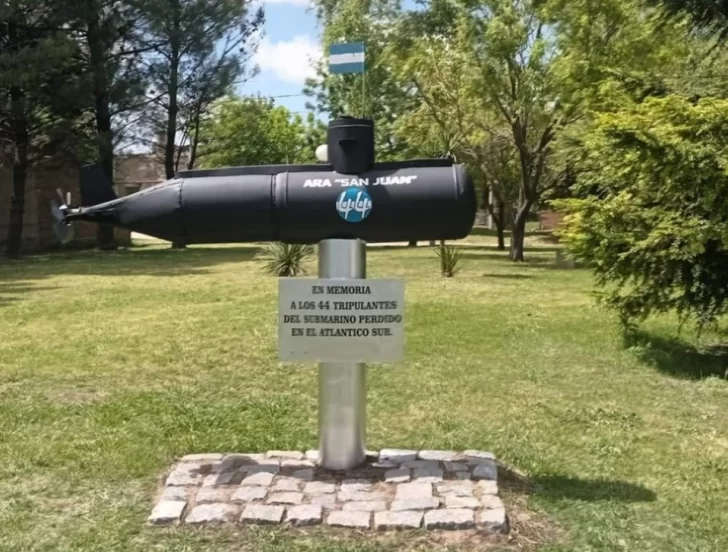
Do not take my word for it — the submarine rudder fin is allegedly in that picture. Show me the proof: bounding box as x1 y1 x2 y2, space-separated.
79 164 118 207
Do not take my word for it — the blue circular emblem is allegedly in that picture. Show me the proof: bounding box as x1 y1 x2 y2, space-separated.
336 188 372 223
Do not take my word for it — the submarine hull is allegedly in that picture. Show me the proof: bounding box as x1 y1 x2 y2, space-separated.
70 160 476 245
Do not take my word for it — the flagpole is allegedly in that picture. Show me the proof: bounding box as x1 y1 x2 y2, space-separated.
362 65 366 118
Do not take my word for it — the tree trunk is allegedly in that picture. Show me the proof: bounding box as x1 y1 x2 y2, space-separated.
4 85 29 259
484 186 506 251
87 9 117 251
509 202 532 262
187 110 201 170
167 5 186 250
408 241 417 247
496 200 506 251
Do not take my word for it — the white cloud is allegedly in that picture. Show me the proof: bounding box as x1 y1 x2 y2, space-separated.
265 0 311 6
255 35 322 84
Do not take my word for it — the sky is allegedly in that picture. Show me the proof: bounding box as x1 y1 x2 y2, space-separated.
239 0 324 116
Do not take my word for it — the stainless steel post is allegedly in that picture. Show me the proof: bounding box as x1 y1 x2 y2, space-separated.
318 239 367 470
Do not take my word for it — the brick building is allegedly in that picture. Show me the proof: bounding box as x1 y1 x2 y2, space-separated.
115 153 168 197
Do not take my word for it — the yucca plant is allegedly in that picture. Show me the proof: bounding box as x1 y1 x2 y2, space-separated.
435 243 464 278
259 242 314 277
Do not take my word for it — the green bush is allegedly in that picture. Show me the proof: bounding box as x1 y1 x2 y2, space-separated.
435 243 463 277
259 243 314 277
554 96 728 331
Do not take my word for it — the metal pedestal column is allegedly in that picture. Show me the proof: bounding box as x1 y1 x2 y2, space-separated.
318 239 367 471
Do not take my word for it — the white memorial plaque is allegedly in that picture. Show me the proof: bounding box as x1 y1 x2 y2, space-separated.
278 278 404 363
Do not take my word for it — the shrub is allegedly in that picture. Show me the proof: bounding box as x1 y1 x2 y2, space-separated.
259 242 314 277
435 243 463 277
554 96 728 331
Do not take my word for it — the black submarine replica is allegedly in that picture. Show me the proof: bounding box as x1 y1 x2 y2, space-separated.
55 118 476 244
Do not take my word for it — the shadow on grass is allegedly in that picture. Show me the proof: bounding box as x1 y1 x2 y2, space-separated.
499 465 656 503
0 283 62 308
460 251 561 266
482 272 533 280
0 245 265 281
469 226 556 239
625 331 728 380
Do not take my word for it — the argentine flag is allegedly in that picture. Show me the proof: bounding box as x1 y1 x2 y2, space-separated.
329 43 366 74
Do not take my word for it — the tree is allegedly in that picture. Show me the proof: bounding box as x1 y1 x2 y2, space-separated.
554 96 728 330
140 0 263 179
137 0 262 249
386 25 518 250
197 96 326 167
70 0 148 250
307 0 415 161
659 0 728 40
385 0 692 261
0 0 81 257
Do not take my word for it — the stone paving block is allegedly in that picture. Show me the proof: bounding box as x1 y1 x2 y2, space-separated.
412 468 443 482
338 489 387 502
390 497 439 511
165 470 202 487
463 450 496 462
240 504 285 525
181 453 224 463
327 511 371 529
268 492 304 505
424 508 475 530
385 468 410 483
148 500 186 525
185 503 237 524
379 449 417 462
304 481 336 494
220 454 265 471
169 462 202 475
271 477 302 492
309 494 336 508
418 450 457 462
372 460 399 469
401 460 439 469
160 486 190 501
445 496 480 509
342 500 387 512
436 481 475 497
201 473 217 486
292 469 315 481
286 504 323 526
196 487 229 504
395 482 432 500
444 462 469 472
242 471 275 487
472 461 498 481
374 510 423 531
340 479 372 491
266 450 305 460
476 480 498 495
480 495 505 510
220 454 265 473
232 486 268 503
202 472 236 487
152 449 509 534
282 459 315 468
246 463 280 475
478 507 508 533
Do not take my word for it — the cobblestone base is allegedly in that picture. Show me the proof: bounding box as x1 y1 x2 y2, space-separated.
148 449 508 533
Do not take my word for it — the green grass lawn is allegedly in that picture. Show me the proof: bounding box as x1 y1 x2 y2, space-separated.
0 235 726 552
